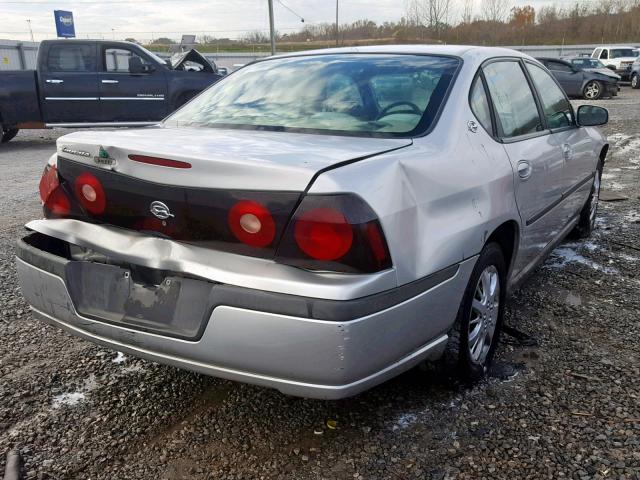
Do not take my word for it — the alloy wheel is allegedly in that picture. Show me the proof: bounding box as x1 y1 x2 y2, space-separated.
633 75 639 89
468 265 500 365
585 82 600 99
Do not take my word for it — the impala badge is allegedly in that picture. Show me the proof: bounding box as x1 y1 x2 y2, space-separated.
61 146 91 158
150 201 174 220
94 146 116 166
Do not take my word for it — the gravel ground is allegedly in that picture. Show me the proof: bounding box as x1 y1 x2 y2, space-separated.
1 91 639 480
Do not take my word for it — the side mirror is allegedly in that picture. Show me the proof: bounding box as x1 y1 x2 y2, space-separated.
128 56 144 74
606 65 616 71
577 105 608 127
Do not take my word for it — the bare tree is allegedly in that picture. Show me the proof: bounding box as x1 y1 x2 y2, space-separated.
462 0 474 23
406 0 453 36
481 0 510 22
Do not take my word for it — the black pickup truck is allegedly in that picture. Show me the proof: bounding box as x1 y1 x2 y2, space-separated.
0 39 223 144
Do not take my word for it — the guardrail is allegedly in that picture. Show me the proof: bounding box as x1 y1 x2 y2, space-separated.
2 39 637 71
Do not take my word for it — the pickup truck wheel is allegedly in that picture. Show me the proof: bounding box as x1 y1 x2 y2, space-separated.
572 162 602 238
631 74 640 89
1 128 19 143
583 80 603 100
439 242 506 383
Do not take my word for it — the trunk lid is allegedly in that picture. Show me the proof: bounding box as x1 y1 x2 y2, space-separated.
51 126 410 259
56 126 412 191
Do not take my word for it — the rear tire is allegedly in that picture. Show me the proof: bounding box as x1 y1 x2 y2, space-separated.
1 128 18 143
632 73 640 89
439 242 506 383
572 162 602 238
583 80 603 100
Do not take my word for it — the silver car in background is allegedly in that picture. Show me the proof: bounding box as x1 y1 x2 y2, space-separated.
17 46 608 399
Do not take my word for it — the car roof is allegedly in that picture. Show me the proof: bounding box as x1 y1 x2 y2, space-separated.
270 44 530 61
41 39 139 47
536 57 569 63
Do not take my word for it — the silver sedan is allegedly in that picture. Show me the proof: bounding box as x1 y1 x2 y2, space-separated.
17 45 608 399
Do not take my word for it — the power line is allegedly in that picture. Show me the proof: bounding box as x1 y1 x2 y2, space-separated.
276 0 305 23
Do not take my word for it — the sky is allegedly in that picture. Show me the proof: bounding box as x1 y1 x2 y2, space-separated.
1 0 565 43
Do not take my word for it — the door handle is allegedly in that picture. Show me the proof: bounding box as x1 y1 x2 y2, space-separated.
517 160 532 180
101 79 119 84
562 143 573 161
45 79 64 84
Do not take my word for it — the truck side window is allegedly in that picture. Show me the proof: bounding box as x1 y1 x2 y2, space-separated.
105 48 150 73
47 44 96 72
600 50 608 60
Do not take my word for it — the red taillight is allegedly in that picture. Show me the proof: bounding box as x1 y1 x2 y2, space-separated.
45 188 71 216
275 194 392 273
39 165 59 204
39 165 71 216
75 172 106 215
228 200 276 248
294 208 353 261
128 154 192 169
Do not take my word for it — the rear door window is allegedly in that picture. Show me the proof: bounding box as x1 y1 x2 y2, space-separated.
526 63 574 129
104 47 152 73
47 44 96 72
482 61 543 138
469 76 493 134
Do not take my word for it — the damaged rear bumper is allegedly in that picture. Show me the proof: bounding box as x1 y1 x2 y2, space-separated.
15 228 475 399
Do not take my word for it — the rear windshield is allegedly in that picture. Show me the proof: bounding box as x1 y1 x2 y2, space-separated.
165 54 460 137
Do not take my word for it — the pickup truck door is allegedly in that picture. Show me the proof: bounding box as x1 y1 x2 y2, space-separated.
97 45 168 122
40 43 101 124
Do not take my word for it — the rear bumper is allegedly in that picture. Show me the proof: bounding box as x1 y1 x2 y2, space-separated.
16 232 476 399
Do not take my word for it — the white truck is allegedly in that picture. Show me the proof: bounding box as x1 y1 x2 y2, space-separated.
591 46 638 80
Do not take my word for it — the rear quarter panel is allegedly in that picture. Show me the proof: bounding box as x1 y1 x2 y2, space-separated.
309 57 520 286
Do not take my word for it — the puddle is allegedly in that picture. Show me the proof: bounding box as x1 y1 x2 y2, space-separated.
624 211 640 223
51 374 98 409
488 361 525 382
391 413 418 431
52 392 85 408
546 246 618 274
113 352 127 364
565 291 582 306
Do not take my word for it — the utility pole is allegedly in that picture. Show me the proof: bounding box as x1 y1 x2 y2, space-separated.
26 19 34 42
268 0 276 55
335 0 339 46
